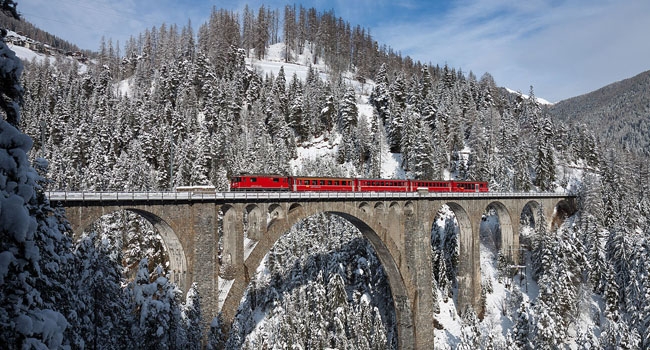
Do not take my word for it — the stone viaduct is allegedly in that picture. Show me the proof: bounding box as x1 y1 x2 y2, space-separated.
48 190 575 349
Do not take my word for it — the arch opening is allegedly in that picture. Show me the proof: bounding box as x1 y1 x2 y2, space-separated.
519 200 543 252
482 201 514 262
431 202 481 318
267 203 286 228
244 204 263 241
219 205 239 279
223 211 406 349
78 209 188 292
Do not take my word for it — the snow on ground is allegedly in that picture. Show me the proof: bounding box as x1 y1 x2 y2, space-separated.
506 87 553 105
217 277 235 309
246 42 329 82
7 43 50 63
115 76 133 98
7 30 88 72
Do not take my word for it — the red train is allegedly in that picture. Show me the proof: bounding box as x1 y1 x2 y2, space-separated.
230 175 488 193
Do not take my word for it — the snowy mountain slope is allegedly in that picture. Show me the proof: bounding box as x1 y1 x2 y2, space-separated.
11 17 648 348
7 30 87 71
250 42 405 179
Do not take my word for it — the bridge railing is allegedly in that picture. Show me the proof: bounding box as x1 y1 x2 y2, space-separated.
45 190 573 203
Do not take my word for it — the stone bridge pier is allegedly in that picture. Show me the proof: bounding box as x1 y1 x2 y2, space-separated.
53 192 575 349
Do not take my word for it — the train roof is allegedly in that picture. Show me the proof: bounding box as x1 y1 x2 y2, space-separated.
230 174 286 178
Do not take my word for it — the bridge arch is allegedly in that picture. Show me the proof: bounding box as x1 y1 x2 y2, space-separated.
127 209 188 290
220 201 415 349
442 202 479 315
67 207 189 292
244 204 263 241
484 201 515 259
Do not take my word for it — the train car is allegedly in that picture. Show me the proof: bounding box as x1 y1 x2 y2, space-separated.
230 175 290 191
229 174 490 193
289 176 356 192
357 178 409 192
409 180 453 192
449 181 489 192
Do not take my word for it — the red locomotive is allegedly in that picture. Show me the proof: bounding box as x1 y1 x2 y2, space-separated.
230 175 488 193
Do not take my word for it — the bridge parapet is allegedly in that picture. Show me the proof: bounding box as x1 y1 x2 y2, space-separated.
47 190 575 204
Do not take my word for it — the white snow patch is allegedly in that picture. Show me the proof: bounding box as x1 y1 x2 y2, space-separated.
244 237 258 260
115 76 133 98
217 277 235 309
506 87 553 105
7 30 88 72
246 42 329 83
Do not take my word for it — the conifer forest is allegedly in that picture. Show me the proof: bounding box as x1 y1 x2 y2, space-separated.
1 4 650 349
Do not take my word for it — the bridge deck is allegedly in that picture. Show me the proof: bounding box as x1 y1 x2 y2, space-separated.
46 190 574 204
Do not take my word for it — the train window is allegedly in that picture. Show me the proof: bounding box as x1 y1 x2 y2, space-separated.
234 177 241 182
320 180 325 185
273 178 279 182
334 181 339 185
327 180 332 185
251 178 257 182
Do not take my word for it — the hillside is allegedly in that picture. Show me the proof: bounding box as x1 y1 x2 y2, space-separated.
3 4 650 349
547 70 650 156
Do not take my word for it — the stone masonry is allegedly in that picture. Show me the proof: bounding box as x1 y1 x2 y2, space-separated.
54 192 575 349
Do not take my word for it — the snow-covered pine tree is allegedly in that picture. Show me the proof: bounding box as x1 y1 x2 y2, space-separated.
409 117 435 179
534 117 555 191
457 308 480 350
180 283 203 349
73 233 132 349
0 34 82 349
129 259 183 349
512 301 533 349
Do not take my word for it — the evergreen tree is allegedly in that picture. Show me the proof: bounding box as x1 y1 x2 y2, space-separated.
0 36 76 349
0 28 23 126
181 283 203 349
534 117 555 191
512 301 533 349
338 87 358 132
